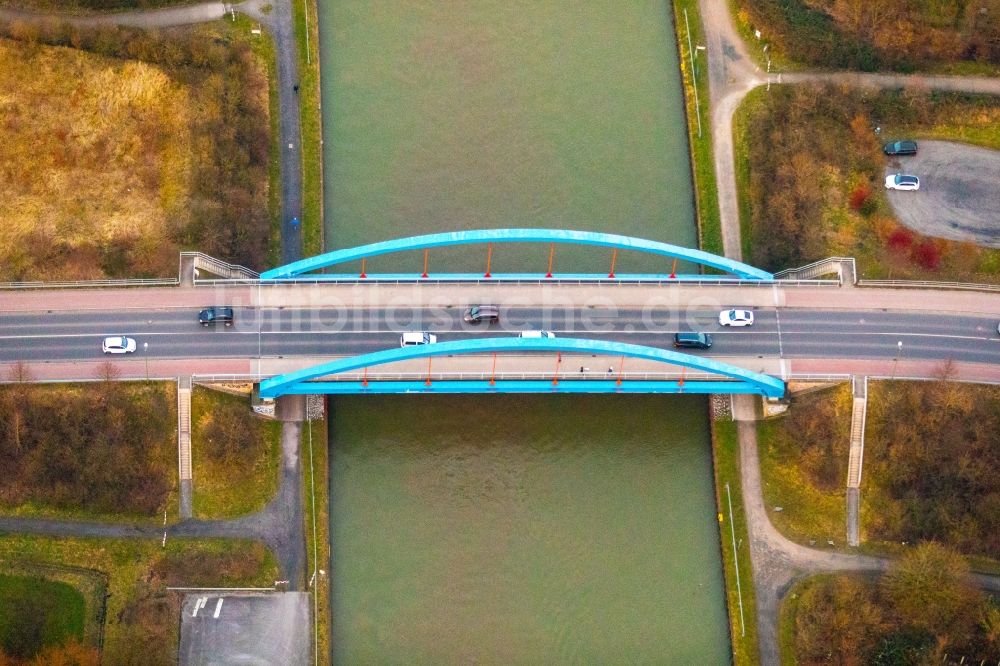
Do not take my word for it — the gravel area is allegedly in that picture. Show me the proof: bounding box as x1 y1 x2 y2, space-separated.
884 140 1000 247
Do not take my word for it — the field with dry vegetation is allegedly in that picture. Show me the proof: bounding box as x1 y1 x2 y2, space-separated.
0 20 270 281
736 84 1000 281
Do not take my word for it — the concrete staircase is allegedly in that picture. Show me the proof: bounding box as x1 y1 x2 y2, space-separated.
846 376 868 546
177 376 193 519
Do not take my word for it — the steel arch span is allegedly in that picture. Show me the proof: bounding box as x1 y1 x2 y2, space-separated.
258 337 786 398
259 228 774 281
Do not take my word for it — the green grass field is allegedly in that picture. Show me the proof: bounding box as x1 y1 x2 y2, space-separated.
0 573 85 659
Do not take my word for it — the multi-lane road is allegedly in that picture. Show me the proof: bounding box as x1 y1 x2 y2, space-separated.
2 305 998 368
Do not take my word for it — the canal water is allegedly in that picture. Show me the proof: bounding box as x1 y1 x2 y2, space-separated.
318 1 728 663
330 395 728 664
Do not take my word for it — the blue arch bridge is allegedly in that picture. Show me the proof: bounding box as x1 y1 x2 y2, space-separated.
259 338 785 399
257 229 783 398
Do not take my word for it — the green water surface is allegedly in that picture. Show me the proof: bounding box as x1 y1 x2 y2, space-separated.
330 395 729 664
319 0 696 274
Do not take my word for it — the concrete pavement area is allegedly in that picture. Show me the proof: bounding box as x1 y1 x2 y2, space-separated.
179 592 310 666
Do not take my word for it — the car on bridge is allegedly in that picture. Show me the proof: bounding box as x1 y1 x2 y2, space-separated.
401 332 437 346
718 309 754 327
102 336 136 354
673 332 712 349
519 330 555 338
885 174 920 191
199 306 234 327
883 140 918 156
464 305 500 324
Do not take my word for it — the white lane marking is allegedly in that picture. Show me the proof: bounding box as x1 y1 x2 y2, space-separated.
192 596 207 617
780 358 787 380
775 310 784 358
213 598 224 619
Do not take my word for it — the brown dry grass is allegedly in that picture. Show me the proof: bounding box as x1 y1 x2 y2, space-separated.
0 38 192 280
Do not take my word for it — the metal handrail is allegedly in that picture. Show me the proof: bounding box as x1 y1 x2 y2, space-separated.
0 278 179 290
196 277 841 287
858 279 1000 292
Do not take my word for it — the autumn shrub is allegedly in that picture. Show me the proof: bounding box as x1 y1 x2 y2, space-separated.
735 0 1000 70
911 239 942 270
848 184 871 212
791 545 1000 664
866 382 1000 558
0 383 174 516
886 227 913 252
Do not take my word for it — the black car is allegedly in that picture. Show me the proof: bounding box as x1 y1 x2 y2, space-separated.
673 332 713 349
883 140 917 156
199 306 234 327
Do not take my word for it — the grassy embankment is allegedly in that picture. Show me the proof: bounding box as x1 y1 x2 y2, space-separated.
0 535 276 665
729 0 1000 75
302 416 330 665
671 1 759 663
0 20 270 281
293 0 323 257
190 386 281 519
711 419 761 666
735 84 1000 281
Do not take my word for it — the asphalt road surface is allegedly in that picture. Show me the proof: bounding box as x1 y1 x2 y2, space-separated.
1 306 997 366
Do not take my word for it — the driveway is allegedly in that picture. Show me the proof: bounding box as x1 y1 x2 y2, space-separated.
884 140 1000 246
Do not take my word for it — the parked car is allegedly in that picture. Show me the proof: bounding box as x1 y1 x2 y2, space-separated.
883 140 918 156
885 174 920 191
718 309 754 327
519 330 555 338
673 332 713 349
464 305 500 323
198 306 234 327
102 336 137 354
400 331 437 346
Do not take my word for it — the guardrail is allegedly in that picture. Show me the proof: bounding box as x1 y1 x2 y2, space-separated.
196 277 842 287
858 279 1000 292
0 277 178 289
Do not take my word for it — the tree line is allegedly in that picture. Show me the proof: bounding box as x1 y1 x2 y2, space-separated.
737 0 1000 70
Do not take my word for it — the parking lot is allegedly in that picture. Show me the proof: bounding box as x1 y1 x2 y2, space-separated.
884 139 1000 247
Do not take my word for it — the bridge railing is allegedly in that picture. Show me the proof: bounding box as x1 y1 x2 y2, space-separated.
0 277 179 290
857 279 1000 292
193 276 841 287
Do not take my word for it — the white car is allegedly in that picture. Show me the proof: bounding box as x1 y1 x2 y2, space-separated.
884 174 920 191
718 309 754 327
102 336 137 354
400 331 437 347
519 330 555 338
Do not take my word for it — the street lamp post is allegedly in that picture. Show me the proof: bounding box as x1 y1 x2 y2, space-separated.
143 342 149 380
891 340 902 381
